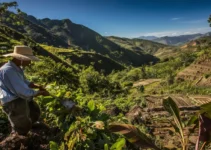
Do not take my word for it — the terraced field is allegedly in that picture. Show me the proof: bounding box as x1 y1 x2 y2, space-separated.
127 94 211 149
177 58 211 83
40 45 75 53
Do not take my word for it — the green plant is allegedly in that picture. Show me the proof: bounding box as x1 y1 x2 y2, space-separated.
109 123 162 150
163 97 188 150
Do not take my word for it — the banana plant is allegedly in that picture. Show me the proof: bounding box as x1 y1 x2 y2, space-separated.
195 102 211 150
108 123 162 150
163 97 188 150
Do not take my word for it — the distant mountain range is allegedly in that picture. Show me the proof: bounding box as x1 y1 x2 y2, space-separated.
138 36 157 40
107 36 168 55
138 32 211 46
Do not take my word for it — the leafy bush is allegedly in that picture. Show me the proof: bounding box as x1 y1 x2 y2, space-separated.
25 56 79 88
79 66 122 95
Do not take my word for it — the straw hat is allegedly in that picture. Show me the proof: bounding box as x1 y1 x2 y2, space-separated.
3 46 39 61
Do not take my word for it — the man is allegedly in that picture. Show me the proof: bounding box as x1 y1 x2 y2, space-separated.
0 45 49 135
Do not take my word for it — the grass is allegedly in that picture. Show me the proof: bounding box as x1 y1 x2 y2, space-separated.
40 44 75 53
144 81 163 94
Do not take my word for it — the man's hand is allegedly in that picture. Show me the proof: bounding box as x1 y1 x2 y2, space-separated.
38 86 46 91
29 83 47 91
39 90 50 96
35 89 50 97
29 83 50 97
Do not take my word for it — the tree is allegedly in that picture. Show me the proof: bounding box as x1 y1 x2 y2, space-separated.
0 1 18 19
208 15 211 27
0 1 24 25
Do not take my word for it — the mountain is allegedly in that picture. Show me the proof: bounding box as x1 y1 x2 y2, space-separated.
152 33 203 46
203 32 211 36
107 36 169 55
2 12 159 66
138 36 157 40
154 35 211 59
180 36 211 50
0 25 126 74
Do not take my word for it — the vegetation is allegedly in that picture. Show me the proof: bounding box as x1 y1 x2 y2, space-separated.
107 36 168 55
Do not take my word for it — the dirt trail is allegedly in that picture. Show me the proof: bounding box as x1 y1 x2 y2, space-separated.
133 79 161 87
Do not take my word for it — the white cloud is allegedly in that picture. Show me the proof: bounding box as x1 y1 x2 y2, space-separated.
171 17 206 24
180 19 206 24
138 27 210 37
171 17 181 21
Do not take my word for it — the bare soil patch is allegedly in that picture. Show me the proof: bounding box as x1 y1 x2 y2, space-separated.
133 79 161 87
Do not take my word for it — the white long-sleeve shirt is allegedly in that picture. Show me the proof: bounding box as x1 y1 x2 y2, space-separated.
0 61 37 105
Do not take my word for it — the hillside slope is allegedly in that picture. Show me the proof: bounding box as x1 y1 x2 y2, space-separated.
107 36 168 55
153 33 203 46
2 12 159 66
180 36 211 51
40 45 125 74
176 37 211 86
154 36 211 59
0 25 125 74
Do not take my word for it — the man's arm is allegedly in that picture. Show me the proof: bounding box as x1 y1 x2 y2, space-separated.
28 83 50 96
34 90 50 97
4 70 49 98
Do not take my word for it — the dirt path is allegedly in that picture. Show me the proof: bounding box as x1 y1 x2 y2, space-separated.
133 79 161 87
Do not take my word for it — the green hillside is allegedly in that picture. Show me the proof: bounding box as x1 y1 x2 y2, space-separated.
154 36 211 59
2 12 159 66
180 36 211 50
0 25 125 74
41 45 125 74
107 36 169 54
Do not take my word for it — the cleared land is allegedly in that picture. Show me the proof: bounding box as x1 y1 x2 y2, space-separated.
133 79 161 87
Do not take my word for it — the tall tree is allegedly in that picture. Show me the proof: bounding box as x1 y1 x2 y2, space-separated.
208 15 211 27
0 1 24 25
0 1 18 19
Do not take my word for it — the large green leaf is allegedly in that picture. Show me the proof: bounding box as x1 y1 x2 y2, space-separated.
163 97 185 148
42 96 54 104
49 141 59 150
87 100 95 112
109 123 161 150
185 115 198 127
200 102 211 118
110 138 126 150
104 144 109 150
163 97 182 127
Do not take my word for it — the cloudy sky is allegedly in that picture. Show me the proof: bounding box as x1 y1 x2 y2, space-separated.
2 0 211 37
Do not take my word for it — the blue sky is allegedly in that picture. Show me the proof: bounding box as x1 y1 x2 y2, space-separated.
2 0 211 37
